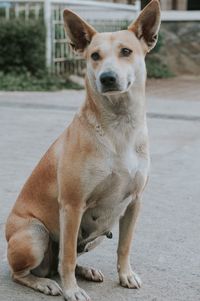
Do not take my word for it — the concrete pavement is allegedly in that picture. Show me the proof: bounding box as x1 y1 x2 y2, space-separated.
0 77 200 301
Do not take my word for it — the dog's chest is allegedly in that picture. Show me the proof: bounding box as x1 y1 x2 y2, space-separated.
77 144 139 253
120 144 138 175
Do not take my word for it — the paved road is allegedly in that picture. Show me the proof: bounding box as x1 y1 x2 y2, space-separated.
0 78 200 301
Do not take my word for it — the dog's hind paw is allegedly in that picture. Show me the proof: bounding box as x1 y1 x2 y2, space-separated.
76 265 104 282
119 271 141 289
63 287 91 301
34 279 62 296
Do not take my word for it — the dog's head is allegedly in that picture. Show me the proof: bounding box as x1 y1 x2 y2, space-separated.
63 0 161 95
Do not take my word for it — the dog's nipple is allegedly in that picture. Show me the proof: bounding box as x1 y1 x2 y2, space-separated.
106 231 113 239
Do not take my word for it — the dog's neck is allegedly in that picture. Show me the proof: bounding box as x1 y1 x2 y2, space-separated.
82 76 146 132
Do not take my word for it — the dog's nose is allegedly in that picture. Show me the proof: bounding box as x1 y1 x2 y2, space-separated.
100 72 117 87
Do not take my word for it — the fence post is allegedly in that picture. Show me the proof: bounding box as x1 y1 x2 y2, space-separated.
44 0 52 71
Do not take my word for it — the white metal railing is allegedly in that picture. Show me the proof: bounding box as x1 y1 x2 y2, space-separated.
51 0 140 11
161 11 200 21
0 0 43 20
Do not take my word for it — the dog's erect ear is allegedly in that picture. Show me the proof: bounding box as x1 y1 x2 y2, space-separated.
128 0 161 52
63 9 97 53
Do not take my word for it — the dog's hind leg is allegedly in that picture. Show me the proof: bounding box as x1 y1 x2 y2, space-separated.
7 220 62 296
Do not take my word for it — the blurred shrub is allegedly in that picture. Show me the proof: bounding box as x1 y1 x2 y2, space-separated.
146 57 173 78
146 33 173 78
0 71 83 91
151 32 163 54
0 19 46 75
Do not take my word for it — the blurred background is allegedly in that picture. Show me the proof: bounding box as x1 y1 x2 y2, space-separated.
0 0 199 90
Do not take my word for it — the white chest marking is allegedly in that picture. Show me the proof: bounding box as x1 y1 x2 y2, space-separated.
120 146 138 176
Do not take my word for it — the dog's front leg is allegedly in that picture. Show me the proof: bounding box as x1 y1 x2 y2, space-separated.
117 197 141 289
59 203 90 301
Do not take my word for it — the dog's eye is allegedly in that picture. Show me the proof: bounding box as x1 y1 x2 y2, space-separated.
120 48 132 57
91 52 100 61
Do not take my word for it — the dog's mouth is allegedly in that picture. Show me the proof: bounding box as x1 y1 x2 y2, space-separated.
101 81 132 95
101 87 121 95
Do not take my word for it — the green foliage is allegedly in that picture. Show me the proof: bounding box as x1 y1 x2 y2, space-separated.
0 19 46 75
146 33 173 78
146 57 173 78
0 72 83 91
151 32 163 54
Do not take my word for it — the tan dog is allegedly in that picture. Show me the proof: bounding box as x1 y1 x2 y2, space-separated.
5 1 161 300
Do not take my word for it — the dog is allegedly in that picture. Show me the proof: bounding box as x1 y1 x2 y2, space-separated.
5 1 160 300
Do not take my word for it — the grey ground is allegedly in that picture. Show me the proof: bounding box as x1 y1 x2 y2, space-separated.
0 77 200 301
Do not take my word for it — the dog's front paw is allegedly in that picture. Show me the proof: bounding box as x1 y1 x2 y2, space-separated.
63 286 91 301
119 270 141 289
